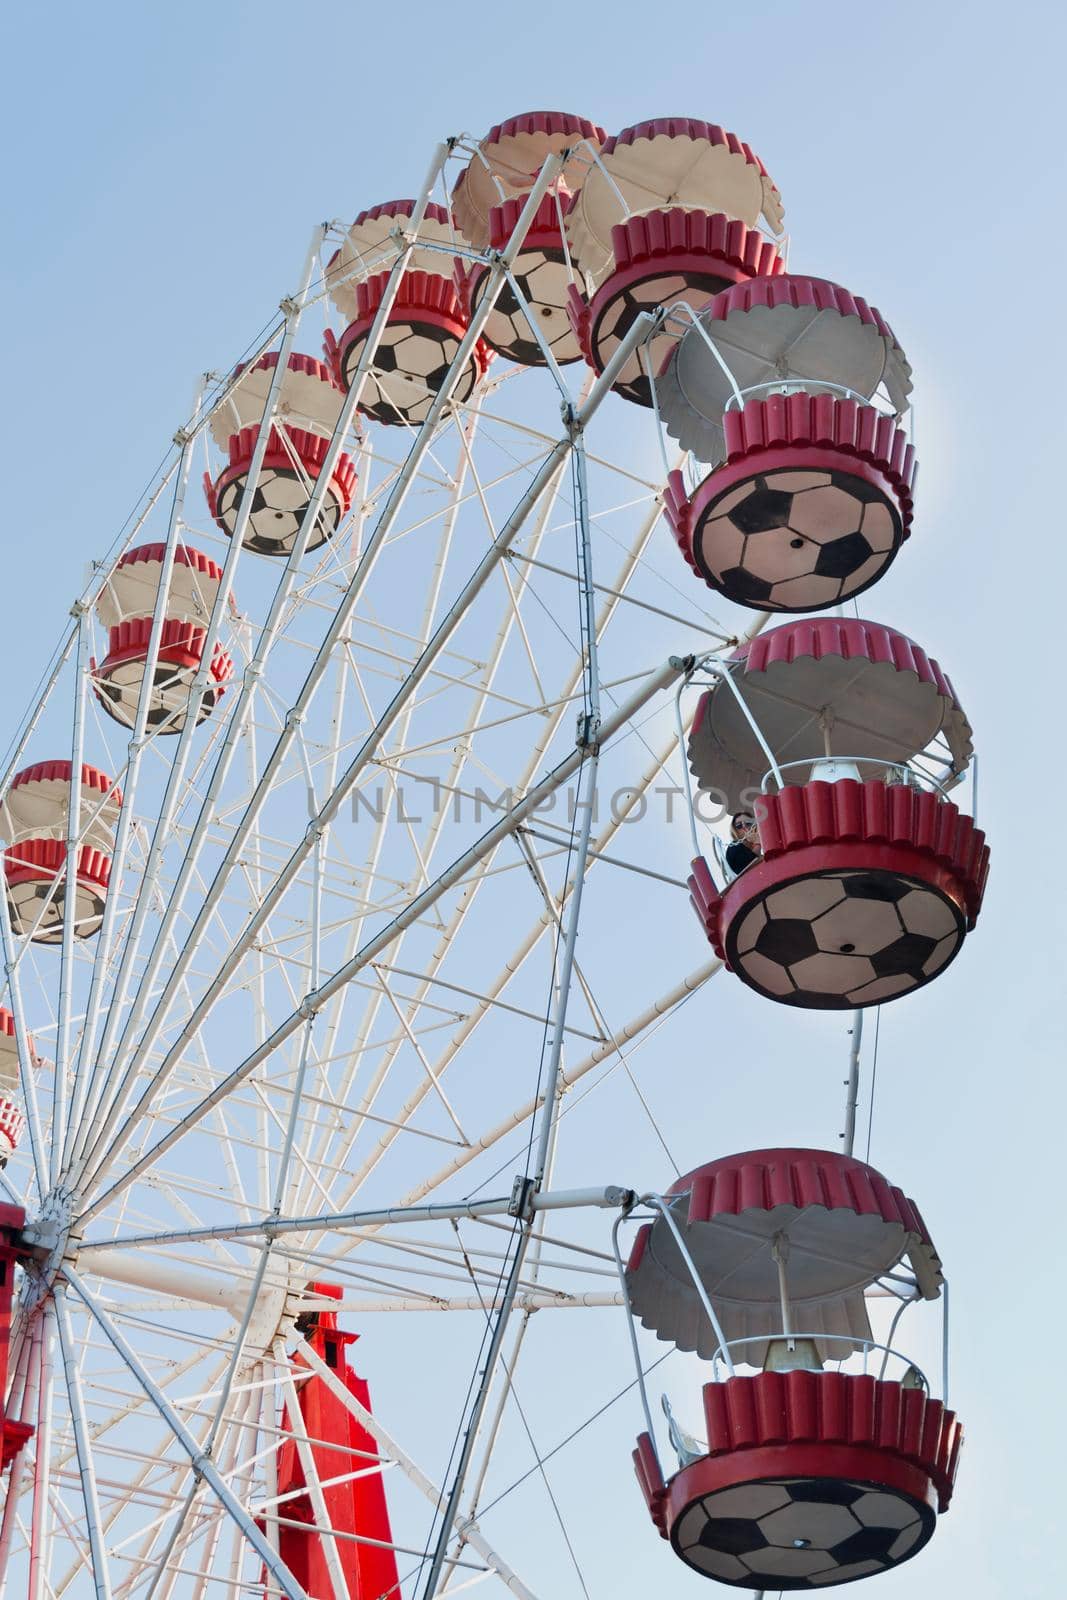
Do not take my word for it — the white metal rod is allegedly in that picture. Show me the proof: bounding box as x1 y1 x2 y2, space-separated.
329 1289 627 1316
650 1196 735 1376
51 609 90 1185
283 505 658 1246
28 1303 55 1600
272 1343 349 1600
79 224 393 1130
77 155 559 1193
0 1318 41 1589
73 1185 627 1254
77 650 681 1224
385 957 721 1219
64 396 204 1173
292 455 573 1221
842 1010 864 1157
611 1215 662 1470
52 1285 113 1600
81 307 662 1208
60 1268 310 1600
419 415 606 1600
68 225 327 1182
293 1335 536 1600
325 668 696 1225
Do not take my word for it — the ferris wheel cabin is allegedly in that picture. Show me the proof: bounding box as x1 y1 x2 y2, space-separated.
625 1148 960 1588
0 763 121 943
91 542 234 731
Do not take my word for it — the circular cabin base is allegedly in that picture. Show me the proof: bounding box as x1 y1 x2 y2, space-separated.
670 1456 935 1588
213 466 344 557
93 620 232 733
469 247 581 367
338 314 481 425
94 657 226 733
579 264 728 406
687 456 903 612
207 426 356 558
571 210 783 406
665 397 916 611
6 849 108 944
689 782 988 1010
727 855 965 1009
333 270 488 427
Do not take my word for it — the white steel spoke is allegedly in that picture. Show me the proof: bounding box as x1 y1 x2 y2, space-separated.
0 129 808 1600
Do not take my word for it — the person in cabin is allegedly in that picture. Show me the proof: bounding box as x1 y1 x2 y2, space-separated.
725 811 762 875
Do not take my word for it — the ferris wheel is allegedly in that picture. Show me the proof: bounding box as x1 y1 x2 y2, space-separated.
0 108 988 1600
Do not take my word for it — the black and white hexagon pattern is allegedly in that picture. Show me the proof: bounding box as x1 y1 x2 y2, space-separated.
95 660 217 732
7 881 105 944
672 1477 934 1588
476 247 582 367
731 871 964 1008
695 469 901 611
593 271 726 405
342 318 482 425
216 468 341 557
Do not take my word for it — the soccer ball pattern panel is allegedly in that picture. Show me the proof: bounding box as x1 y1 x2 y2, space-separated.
216 468 341 557
729 870 964 1009
7 880 105 944
695 468 903 612
342 319 482 425
672 1476 933 1588
591 271 727 406
94 661 221 733
474 248 582 366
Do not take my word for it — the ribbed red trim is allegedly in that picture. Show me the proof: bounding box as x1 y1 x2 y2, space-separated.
632 1432 669 1538
0 1005 36 1064
661 472 698 573
328 274 492 386
690 786 989 960
672 394 918 537
603 118 771 178
0 1099 24 1153
352 268 467 325
230 349 342 393
208 427 357 520
571 213 783 386
705 272 901 348
96 619 234 686
351 199 452 229
757 781 988 918
688 853 721 945
485 110 605 146
114 543 224 581
10 762 122 808
486 190 570 251
684 620 973 775
742 618 948 694
609 208 782 278
666 1147 934 1242
5 839 111 893
702 1373 961 1511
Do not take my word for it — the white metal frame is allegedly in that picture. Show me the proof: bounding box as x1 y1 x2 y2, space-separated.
0 136 785 1600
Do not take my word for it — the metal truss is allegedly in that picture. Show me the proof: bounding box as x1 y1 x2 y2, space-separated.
0 137 772 1599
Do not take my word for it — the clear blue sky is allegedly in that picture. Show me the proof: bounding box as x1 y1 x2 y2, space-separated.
3 2 1065 1595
